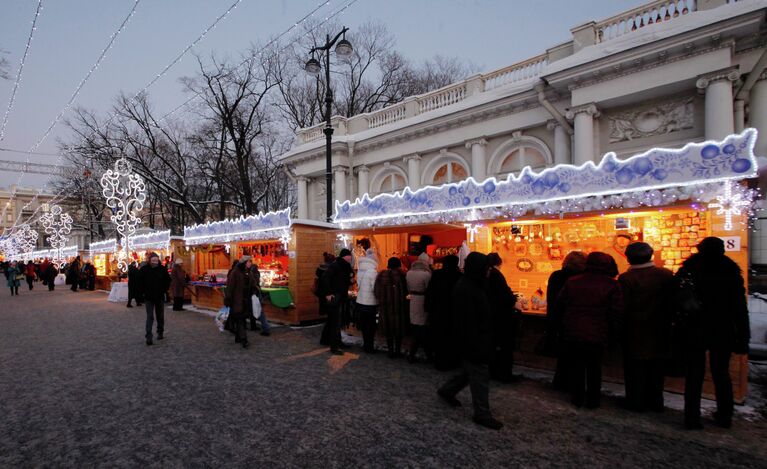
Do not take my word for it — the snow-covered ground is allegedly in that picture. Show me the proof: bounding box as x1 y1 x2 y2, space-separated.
749 294 767 356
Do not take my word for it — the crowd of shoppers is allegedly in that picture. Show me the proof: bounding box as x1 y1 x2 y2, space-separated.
311 236 750 431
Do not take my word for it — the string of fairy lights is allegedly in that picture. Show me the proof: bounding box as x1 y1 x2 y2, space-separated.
4 0 249 234
0 0 44 143
8 0 361 237
0 0 142 227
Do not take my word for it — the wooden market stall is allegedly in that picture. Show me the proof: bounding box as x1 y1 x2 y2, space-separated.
333 130 759 403
89 238 118 290
183 209 336 324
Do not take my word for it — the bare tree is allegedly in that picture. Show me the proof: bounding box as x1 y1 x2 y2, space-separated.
0 47 10 80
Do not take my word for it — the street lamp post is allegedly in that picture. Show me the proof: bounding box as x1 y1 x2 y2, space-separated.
305 27 353 222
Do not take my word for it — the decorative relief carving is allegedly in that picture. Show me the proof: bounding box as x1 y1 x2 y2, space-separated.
607 96 694 143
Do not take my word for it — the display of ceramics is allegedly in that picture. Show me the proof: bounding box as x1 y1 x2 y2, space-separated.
516 258 534 272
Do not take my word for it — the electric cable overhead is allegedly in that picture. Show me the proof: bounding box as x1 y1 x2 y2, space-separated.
1 0 141 226
12 0 361 233
0 0 44 143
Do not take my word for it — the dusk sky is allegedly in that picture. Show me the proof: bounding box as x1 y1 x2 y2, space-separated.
0 0 638 188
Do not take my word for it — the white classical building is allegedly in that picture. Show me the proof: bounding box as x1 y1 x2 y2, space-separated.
280 0 767 258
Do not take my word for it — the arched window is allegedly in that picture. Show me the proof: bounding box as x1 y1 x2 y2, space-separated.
488 135 553 177
499 146 547 174
371 165 408 195
432 162 468 185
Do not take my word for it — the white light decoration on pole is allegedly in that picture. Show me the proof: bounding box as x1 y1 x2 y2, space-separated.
101 157 146 272
40 205 73 266
708 180 753 231
464 223 482 243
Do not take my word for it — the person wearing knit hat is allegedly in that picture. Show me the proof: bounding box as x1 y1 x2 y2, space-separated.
239 255 252 264
618 242 674 413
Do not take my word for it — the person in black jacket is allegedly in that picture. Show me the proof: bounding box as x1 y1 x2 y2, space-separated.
319 249 354 355
127 262 143 307
425 255 462 371
545 251 587 390
676 237 750 430
437 252 503 430
140 252 171 346
486 253 519 383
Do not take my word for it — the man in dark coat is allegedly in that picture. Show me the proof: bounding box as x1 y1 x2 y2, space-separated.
546 251 587 390
170 259 187 311
319 249 354 355
486 253 519 383
225 256 258 348
140 253 171 346
437 252 503 430
127 262 143 307
44 261 57 291
68 256 81 292
676 237 750 429
425 255 462 371
557 251 622 409
618 242 675 412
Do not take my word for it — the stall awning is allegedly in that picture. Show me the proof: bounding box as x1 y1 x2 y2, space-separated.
183 208 291 246
333 130 759 229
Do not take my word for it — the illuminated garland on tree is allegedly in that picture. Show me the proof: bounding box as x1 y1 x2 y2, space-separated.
39 205 73 265
100 157 146 272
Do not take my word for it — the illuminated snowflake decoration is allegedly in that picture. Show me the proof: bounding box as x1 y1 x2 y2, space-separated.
464 223 482 243
336 233 351 248
100 157 147 272
40 205 73 265
279 230 291 251
708 181 754 231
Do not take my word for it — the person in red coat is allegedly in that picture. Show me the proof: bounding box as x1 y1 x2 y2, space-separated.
556 251 622 409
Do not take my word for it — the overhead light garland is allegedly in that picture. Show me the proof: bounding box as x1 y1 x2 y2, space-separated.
334 130 759 229
131 230 171 251
39 204 73 266
89 238 118 255
100 157 146 272
0 0 43 143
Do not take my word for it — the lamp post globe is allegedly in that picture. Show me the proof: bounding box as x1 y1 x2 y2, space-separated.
304 57 321 75
335 38 353 58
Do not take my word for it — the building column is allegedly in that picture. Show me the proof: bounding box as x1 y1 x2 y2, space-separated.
547 120 571 166
333 167 347 204
296 176 309 219
566 103 600 166
404 154 422 190
697 67 739 140
750 71 767 157
465 138 488 181
734 100 745 133
357 165 370 198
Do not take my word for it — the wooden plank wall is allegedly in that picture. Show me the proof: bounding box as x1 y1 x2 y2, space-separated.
288 224 335 324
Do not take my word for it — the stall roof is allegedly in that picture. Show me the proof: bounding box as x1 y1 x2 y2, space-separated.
183 208 291 246
333 130 759 229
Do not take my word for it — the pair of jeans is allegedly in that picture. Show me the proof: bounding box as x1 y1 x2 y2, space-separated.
624 357 665 411
567 341 604 407
26 277 33 290
250 310 271 333
356 304 377 351
684 348 733 422
439 360 492 419
145 301 164 339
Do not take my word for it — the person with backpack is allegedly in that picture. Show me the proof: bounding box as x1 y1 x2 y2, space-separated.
675 237 750 430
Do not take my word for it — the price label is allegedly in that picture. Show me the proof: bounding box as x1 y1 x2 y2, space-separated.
720 236 741 252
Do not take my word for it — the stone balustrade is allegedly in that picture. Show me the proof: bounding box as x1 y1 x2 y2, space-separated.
482 54 548 91
596 0 696 43
295 0 742 145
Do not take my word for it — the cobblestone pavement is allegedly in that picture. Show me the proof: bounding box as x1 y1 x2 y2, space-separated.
2 287 767 468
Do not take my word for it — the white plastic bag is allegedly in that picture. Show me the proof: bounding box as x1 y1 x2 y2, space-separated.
251 294 262 319
54 273 66 286
215 306 230 332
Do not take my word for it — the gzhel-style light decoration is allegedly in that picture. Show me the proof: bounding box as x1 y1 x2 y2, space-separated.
336 233 351 248
279 230 291 251
101 157 147 272
40 205 73 265
464 223 481 243
708 181 753 231
13 224 38 254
